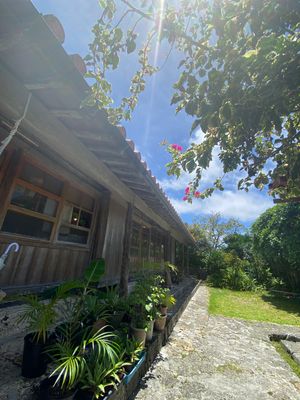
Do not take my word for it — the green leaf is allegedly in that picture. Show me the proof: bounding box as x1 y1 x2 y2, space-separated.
98 0 107 8
84 258 105 283
126 40 136 54
114 28 123 42
243 49 258 58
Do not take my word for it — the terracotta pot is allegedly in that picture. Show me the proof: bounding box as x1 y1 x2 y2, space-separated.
131 326 146 347
43 15 65 44
146 320 154 341
154 315 167 332
160 305 168 315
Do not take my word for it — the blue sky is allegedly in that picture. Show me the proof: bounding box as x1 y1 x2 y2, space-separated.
32 0 273 226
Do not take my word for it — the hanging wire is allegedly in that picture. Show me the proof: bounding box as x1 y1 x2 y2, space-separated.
0 92 32 156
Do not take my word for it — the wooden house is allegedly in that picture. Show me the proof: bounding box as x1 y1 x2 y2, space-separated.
0 1 194 293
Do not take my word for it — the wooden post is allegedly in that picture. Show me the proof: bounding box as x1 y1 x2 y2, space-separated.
119 202 133 297
91 191 111 260
182 244 185 275
164 232 172 287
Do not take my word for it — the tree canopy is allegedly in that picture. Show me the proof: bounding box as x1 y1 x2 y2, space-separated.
189 212 242 250
86 0 300 202
252 203 300 290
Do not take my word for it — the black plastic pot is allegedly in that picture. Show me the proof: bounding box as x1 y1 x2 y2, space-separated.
39 376 76 400
22 332 47 378
75 388 114 400
74 389 94 400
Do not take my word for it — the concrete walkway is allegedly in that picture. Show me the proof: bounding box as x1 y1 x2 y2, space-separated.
134 285 300 400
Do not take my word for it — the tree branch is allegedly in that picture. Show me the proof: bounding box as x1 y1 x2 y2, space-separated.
120 0 154 21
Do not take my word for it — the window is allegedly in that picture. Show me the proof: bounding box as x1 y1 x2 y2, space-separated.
2 163 61 240
1 160 96 246
57 204 93 245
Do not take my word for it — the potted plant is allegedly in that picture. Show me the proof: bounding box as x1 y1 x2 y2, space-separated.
154 312 168 331
45 327 119 399
159 289 176 315
19 295 57 378
98 286 127 328
129 303 148 347
76 353 128 400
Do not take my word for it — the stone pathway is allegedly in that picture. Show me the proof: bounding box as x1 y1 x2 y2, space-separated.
134 284 300 400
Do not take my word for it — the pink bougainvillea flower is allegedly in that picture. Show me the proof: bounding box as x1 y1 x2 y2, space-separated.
183 196 188 201
194 191 201 198
185 186 190 195
171 144 183 152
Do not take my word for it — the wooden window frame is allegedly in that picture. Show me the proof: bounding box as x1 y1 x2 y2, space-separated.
0 154 98 249
55 202 95 247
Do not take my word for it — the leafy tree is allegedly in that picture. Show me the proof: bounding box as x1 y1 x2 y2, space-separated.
223 233 253 260
252 203 300 290
189 212 243 250
86 0 300 201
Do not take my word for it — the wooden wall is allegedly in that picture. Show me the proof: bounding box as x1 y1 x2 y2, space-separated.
0 142 103 289
102 198 127 283
0 238 90 287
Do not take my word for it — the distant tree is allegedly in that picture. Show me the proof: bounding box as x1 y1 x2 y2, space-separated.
252 204 300 290
223 233 253 260
86 0 300 202
189 212 243 250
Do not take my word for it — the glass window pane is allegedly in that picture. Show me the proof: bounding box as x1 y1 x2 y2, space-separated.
10 185 58 217
61 204 73 224
58 225 89 244
20 163 63 195
71 207 80 226
79 210 92 228
2 210 53 240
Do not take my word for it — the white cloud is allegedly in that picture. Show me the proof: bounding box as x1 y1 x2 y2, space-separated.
169 190 273 222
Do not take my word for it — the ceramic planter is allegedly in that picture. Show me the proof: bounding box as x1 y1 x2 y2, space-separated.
131 326 146 347
22 332 47 378
154 314 167 332
146 320 154 341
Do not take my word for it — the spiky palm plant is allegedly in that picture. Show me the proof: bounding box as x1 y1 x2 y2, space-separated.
18 295 56 343
48 327 120 392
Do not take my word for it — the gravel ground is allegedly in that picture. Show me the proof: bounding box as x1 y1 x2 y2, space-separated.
134 285 300 400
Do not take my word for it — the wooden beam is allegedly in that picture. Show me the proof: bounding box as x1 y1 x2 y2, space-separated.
73 130 110 141
50 109 83 119
24 81 66 90
119 202 133 297
91 148 123 159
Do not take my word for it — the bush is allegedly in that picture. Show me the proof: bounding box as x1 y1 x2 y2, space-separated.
206 251 257 291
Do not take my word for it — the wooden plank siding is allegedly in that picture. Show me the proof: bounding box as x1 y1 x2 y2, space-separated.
0 238 90 287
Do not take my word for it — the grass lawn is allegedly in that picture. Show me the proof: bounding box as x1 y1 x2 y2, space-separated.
272 341 300 378
209 287 300 326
